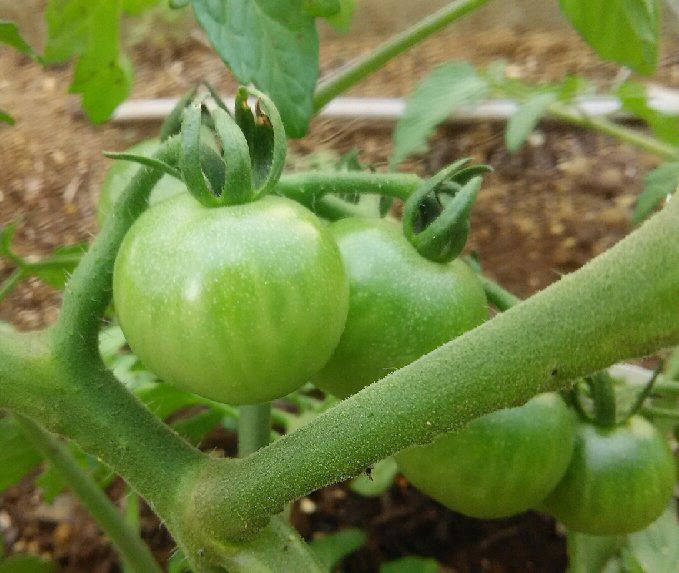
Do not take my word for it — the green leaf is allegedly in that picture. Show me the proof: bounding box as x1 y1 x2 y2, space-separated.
302 0 340 18
0 416 43 495
632 162 679 225
558 74 592 102
557 0 660 76
624 500 679 573
323 0 354 32
31 243 88 289
45 0 132 123
505 91 557 153
379 556 439 573
134 383 206 420
0 20 43 63
0 110 14 125
190 0 319 138
122 0 161 15
392 62 488 166
167 549 192 573
171 409 223 446
350 456 398 497
616 82 679 146
0 554 54 573
308 528 367 570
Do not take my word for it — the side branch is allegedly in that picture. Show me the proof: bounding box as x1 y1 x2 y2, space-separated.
221 196 679 524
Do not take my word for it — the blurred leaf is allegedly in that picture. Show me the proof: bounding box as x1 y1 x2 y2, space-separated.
45 0 132 123
632 162 679 225
0 111 14 125
122 0 161 15
134 383 206 420
350 457 398 497
191 0 319 138
308 528 367 570
616 82 679 145
36 441 114 503
0 416 43 495
172 409 223 446
31 243 87 289
558 74 592 102
324 0 354 32
623 500 679 573
0 222 18 257
167 549 192 573
0 20 43 63
557 0 659 76
505 91 557 152
0 555 54 573
392 62 488 166
379 556 439 573
302 0 340 18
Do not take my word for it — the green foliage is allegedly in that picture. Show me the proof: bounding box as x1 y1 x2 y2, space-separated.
323 0 354 32
308 528 367 570
0 20 43 62
505 92 557 152
123 0 161 16
0 416 43 494
392 62 488 165
302 0 341 18
190 0 319 138
632 162 679 225
615 82 679 146
0 111 14 125
350 456 398 497
557 0 660 76
0 555 54 573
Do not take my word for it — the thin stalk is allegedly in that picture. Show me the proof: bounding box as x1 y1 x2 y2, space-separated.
477 273 521 311
12 414 163 573
313 0 494 112
641 405 679 420
547 102 679 161
238 403 272 457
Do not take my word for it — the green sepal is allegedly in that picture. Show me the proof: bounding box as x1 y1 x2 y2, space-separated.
402 160 483 263
235 87 287 199
211 107 254 205
103 151 183 181
160 85 198 142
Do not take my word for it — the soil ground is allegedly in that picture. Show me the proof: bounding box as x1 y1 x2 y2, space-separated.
1 18 678 573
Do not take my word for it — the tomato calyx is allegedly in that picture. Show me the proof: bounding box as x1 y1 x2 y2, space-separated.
179 87 288 208
401 159 492 263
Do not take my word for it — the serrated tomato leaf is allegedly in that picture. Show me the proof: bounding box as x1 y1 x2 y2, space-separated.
632 162 679 225
505 91 557 152
190 0 319 138
0 20 43 63
392 62 488 166
0 416 43 495
557 0 659 76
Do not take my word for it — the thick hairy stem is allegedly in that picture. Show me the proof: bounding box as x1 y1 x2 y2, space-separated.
192 196 679 530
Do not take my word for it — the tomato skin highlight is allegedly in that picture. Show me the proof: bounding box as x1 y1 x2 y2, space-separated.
312 217 489 398
98 138 187 229
113 193 349 405
396 393 576 519
540 415 676 535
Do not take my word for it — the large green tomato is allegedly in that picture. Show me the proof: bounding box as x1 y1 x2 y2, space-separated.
113 194 350 405
311 217 488 398
540 415 676 535
396 393 576 519
97 138 187 229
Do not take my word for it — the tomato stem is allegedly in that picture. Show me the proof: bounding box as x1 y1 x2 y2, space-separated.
238 403 272 457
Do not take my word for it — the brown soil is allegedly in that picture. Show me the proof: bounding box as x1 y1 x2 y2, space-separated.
1 22 677 573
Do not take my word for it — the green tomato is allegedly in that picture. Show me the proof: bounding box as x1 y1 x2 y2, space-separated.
311 217 488 398
112 193 350 405
97 138 187 229
395 393 576 519
540 415 676 535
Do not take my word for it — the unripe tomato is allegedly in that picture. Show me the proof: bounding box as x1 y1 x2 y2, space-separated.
540 415 676 535
97 138 187 229
312 217 488 398
396 393 576 519
113 193 349 405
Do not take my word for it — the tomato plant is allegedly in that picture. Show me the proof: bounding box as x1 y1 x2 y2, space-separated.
313 216 488 398
113 192 349 405
540 414 676 535
396 392 575 518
